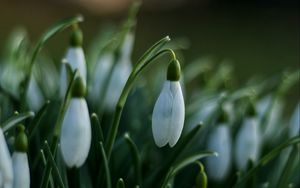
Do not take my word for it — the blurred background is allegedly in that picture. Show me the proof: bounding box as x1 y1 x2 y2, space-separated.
0 0 299 81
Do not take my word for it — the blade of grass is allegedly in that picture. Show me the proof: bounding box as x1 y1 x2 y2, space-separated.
161 151 217 187
276 146 299 188
124 133 142 186
44 141 65 188
100 142 111 188
117 178 125 188
1 111 35 132
28 100 50 140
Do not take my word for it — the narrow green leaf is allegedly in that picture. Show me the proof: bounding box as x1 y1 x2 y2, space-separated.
171 151 217 178
117 178 125 188
28 100 50 139
40 136 59 188
40 149 55 188
162 152 216 187
91 113 104 142
234 136 300 187
44 141 66 188
146 124 203 187
100 142 111 188
124 133 142 186
276 146 299 188
1 111 35 132
53 68 78 136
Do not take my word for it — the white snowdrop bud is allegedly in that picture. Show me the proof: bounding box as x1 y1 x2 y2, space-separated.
105 32 134 111
234 117 260 170
206 123 232 181
60 26 86 98
152 59 185 147
60 77 91 168
12 125 30 188
26 76 44 111
289 102 300 138
0 128 13 188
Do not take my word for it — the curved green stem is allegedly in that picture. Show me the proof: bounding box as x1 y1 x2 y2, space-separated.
104 46 176 160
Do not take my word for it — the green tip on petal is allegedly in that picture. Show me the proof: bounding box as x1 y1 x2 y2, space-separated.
70 24 83 47
15 124 28 152
72 76 86 98
167 59 181 81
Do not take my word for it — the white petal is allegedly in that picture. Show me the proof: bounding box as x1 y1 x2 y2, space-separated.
0 129 13 188
60 99 91 167
168 81 185 147
65 47 87 83
26 76 44 111
235 117 260 170
105 59 132 111
88 53 114 104
152 81 173 147
60 47 87 98
289 102 300 138
206 124 231 181
120 32 135 60
12 152 30 188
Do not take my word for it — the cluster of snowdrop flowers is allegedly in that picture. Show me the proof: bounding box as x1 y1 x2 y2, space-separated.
60 25 87 98
152 59 185 147
206 108 232 181
0 125 30 188
89 31 135 111
60 75 91 168
234 101 261 170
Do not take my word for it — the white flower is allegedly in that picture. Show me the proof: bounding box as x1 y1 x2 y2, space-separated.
88 53 114 104
289 102 300 138
206 124 231 181
60 47 87 98
0 128 13 188
257 95 283 141
234 117 260 170
152 81 185 147
105 33 134 111
60 98 91 168
26 76 44 111
12 152 30 188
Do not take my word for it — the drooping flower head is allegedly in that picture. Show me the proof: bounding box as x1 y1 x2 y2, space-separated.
0 128 13 188
152 59 185 147
60 25 87 98
234 101 261 170
12 125 30 188
60 76 91 168
206 108 232 181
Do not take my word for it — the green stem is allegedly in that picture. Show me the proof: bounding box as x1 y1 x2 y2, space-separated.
104 47 175 160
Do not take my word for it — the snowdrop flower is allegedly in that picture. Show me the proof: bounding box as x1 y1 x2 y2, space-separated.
152 59 185 147
235 103 260 170
26 75 44 111
12 125 30 188
206 111 231 181
105 32 134 111
60 25 87 98
0 128 13 188
256 95 283 141
88 53 114 104
60 76 91 168
289 102 300 138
